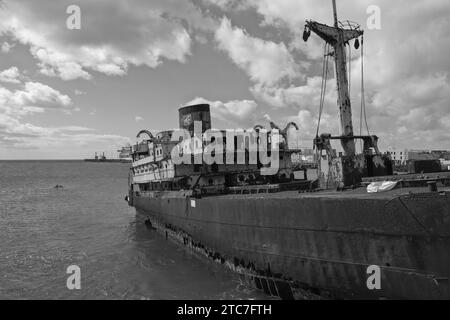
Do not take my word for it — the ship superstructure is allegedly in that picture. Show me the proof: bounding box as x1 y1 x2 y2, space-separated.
118 145 133 162
130 104 304 195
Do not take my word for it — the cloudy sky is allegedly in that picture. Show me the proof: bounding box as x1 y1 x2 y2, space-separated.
0 0 449 159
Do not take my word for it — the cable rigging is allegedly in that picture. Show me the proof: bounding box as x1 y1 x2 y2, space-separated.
359 36 370 137
316 42 331 140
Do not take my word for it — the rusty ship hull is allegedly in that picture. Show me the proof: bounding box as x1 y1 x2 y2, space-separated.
130 187 450 300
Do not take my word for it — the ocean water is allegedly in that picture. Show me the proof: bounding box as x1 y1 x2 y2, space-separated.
0 161 267 300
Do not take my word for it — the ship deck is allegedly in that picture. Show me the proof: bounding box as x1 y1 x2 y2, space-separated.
216 171 450 200
212 186 449 201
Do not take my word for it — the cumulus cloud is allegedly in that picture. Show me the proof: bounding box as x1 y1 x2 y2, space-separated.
214 17 302 87
0 78 93 153
0 76 76 152
0 80 130 154
0 114 129 153
187 96 258 128
0 81 73 117
0 115 90 139
251 76 337 109
200 0 250 11
0 66 22 84
1 41 15 53
0 79 120 152
0 0 217 80
135 116 144 122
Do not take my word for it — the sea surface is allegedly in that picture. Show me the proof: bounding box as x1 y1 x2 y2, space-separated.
0 161 267 300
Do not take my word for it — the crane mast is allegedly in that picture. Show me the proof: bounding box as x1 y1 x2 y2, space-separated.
306 0 363 156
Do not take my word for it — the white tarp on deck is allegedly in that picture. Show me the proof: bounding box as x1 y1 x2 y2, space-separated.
367 181 398 193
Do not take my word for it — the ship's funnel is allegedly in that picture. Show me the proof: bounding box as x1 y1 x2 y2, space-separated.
178 104 211 136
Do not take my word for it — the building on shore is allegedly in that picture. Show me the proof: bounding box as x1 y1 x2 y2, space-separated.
384 147 450 170
385 147 409 165
441 159 450 171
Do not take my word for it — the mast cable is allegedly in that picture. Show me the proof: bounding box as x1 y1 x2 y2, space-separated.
316 43 327 139
348 43 351 100
359 36 370 138
316 43 330 140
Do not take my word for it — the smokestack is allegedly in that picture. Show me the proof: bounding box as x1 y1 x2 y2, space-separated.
178 104 211 136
